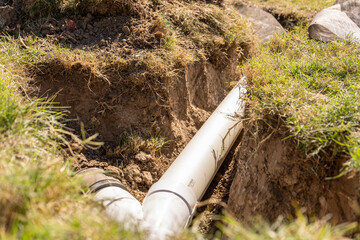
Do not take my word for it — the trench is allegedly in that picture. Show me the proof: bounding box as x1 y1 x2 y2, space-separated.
29 55 360 235
28 57 238 215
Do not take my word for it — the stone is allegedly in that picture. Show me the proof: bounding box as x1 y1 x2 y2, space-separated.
235 5 284 42
142 171 153 186
135 151 153 162
122 26 131 35
309 1 360 43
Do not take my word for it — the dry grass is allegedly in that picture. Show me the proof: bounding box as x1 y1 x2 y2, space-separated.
162 0 256 66
220 210 357 240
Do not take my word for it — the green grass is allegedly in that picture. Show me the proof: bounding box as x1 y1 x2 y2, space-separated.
0 37 144 239
243 26 360 172
243 0 333 13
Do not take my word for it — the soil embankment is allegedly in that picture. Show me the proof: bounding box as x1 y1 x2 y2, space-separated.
228 122 360 224
5 0 358 233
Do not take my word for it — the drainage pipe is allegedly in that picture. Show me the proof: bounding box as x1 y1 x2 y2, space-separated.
76 168 143 229
142 82 246 239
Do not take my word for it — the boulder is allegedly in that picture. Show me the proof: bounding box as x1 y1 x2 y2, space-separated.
309 0 360 42
235 5 284 42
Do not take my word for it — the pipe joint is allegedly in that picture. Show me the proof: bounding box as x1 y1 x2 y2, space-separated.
145 180 197 215
76 168 143 228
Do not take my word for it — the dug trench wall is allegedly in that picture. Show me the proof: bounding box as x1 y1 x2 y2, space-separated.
29 52 241 202
30 51 360 228
228 121 360 224
23 0 360 230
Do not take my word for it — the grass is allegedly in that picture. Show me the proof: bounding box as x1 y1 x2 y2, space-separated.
1 0 359 239
219 210 357 240
243 26 360 172
163 1 255 65
0 36 145 239
106 131 168 158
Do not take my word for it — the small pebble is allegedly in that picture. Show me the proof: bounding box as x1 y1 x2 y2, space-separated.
122 26 131 35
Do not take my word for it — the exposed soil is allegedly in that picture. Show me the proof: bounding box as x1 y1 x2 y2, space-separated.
18 2 250 226
29 54 238 201
8 0 359 235
228 121 360 225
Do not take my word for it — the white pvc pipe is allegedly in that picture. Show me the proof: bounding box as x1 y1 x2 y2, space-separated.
76 168 143 229
77 81 246 239
94 187 143 230
142 82 246 239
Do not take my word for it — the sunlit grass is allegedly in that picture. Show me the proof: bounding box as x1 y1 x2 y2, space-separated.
219 210 357 240
243 26 360 171
0 36 143 239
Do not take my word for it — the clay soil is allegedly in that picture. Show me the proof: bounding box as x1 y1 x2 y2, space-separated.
228 121 360 225
5 0 359 235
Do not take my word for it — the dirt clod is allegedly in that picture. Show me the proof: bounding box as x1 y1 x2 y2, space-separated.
142 171 153 187
0 6 17 26
135 152 153 162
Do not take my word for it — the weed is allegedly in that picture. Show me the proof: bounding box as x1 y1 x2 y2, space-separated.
107 131 168 158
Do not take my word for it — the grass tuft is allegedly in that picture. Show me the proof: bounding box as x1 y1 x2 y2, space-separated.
243 26 360 171
219 210 357 240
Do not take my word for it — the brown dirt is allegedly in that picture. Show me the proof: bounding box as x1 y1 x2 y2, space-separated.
228 121 360 225
23 0 252 212
29 54 238 201
17 0 359 235
22 6 158 53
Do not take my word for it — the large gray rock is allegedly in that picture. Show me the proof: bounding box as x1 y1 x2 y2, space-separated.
0 5 17 27
235 5 284 42
340 0 360 26
309 0 360 42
